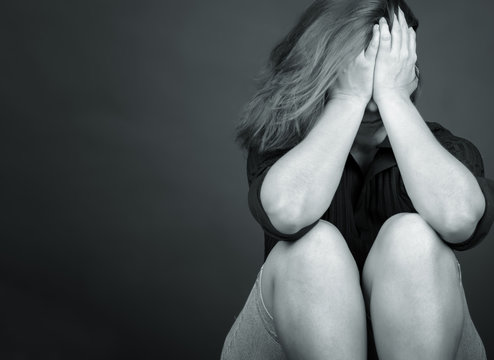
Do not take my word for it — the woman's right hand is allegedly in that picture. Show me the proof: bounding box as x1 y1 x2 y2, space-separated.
329 24 380 104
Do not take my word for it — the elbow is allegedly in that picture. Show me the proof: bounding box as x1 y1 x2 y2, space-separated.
439 199 485 243
260 179 309 235
440 214 478 243
264 200 307 235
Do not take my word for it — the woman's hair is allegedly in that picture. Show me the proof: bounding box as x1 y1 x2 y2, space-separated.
235 0 420 154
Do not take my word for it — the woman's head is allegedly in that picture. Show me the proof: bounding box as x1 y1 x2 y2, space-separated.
235 0 420 153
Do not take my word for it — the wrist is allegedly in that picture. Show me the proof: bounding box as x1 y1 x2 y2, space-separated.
374 92 412 107
328 93 370 108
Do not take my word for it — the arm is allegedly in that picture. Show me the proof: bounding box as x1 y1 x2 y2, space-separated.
261 97 366 234
373 10 485 243
260 24 381 235
378 97 485 242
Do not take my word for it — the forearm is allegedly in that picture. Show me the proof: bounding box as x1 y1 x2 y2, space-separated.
261 97 366 234
377 95 485 242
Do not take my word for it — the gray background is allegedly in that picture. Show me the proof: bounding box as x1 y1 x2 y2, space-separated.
1 0 493 358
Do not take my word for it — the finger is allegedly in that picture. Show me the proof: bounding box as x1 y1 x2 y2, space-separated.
378 17 391 53
399 8 409 58
365 24 380 60
390 12 401 57
356 48 366 64
409 27 417 59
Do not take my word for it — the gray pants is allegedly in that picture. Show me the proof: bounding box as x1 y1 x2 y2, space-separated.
221 266 286 360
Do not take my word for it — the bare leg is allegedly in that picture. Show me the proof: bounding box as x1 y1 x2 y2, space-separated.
362 212 486 360
261 220 367 360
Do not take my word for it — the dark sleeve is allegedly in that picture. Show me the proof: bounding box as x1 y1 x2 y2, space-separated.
246 148 320 242
431 124 494 250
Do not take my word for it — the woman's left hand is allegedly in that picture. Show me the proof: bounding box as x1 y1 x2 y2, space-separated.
373 7 418 104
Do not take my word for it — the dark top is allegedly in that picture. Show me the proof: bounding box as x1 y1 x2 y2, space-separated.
246 121 494 271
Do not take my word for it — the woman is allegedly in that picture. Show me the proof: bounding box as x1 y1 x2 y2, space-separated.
222 0 493 358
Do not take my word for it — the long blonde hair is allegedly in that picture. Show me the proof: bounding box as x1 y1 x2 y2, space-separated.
235 0 420 154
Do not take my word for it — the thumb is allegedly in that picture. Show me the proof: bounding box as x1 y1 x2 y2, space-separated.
365 24 380 61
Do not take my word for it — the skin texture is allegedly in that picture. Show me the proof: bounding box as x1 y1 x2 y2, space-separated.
257 6 487 360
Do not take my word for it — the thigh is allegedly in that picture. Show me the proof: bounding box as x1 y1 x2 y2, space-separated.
362 213 486 359
221 267 287 360
259 221 367 360
261 220 361 320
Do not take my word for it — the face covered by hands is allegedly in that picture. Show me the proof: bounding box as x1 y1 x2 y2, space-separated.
373 7 419 104
329 7 419 108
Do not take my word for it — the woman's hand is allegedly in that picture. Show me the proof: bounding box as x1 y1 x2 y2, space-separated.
329 23 380 104
373 7 418 104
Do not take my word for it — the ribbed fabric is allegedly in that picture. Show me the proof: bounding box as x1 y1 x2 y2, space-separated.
246 121 494 271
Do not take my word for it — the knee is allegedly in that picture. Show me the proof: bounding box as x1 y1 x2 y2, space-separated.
269 220 359 287
370 212 457 278
291 220 359 279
